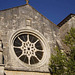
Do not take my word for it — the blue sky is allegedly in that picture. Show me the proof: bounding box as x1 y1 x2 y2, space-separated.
0 0 75 25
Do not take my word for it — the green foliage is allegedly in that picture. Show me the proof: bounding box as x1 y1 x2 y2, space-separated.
49 47 67 75
63 28 75 75
49 28 75 75
63 28 75 47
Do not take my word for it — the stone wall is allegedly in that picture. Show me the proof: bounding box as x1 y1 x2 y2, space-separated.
58 14 75 53
0 4 59 73
59 15 75 39
5 70 50 75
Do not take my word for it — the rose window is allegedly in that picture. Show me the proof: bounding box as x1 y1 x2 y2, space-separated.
13 33 44 65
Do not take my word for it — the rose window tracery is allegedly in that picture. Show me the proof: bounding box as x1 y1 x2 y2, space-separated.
13 33 44 65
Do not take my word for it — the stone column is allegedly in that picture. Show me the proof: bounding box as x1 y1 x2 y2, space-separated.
0 40 5 75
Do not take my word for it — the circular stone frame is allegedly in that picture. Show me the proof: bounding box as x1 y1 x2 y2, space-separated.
10 28 50 68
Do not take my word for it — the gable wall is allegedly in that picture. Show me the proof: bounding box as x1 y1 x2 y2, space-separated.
0 5 59 73
59 15 75 39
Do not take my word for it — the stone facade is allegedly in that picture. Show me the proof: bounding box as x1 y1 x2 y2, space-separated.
5 70 50 75
57 14 75 53
0 4 59 75
58 14 75 39
0 4 74 75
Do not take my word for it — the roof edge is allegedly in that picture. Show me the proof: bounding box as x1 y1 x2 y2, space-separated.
0 4 59 29
28 5 59 29
0 4 28 11
57 13 75 27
